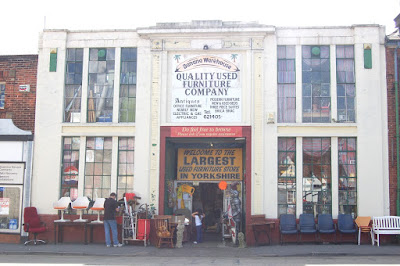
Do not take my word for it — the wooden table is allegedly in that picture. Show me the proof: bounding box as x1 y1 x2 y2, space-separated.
54 221 88 244
86 222 105 244
252 221 275 246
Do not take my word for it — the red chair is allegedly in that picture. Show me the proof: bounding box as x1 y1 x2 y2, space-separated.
23 207 47 245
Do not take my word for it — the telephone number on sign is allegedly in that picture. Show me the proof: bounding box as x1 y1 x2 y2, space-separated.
203 115 221 119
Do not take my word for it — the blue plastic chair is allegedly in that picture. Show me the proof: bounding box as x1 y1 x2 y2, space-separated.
337 214 357 243
299 213 317 242
279 214 298 244
317 214 337 243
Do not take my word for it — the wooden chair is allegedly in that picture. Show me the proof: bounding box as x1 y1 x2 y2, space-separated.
155 218 175 248
355 216 372 245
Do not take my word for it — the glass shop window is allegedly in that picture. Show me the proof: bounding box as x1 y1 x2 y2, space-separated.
0 186 21 232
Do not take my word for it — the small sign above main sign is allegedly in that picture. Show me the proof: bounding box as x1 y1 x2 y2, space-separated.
170 126 243 138
19 85 30 92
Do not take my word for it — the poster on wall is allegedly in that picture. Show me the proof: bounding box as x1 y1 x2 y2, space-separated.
171 54 242 122
0 163 24 184
0 198 10 215
177 148 243 181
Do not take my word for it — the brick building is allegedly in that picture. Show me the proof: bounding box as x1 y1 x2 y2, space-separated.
0 55 37 242
0 55 38 133
386 14 400 218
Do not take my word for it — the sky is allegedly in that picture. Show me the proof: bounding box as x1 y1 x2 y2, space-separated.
2 0 399 55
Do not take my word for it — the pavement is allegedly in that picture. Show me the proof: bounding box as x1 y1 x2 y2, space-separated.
1 240 400 258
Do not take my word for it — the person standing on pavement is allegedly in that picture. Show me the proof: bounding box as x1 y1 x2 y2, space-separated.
103 192 123 247
192 209 205 244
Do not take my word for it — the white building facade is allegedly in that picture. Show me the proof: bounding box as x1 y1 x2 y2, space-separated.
32 21 388 244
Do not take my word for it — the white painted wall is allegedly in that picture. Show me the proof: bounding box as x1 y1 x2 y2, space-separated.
32 24 389 220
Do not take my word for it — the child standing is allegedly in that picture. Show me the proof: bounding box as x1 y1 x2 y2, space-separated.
192 209 205 244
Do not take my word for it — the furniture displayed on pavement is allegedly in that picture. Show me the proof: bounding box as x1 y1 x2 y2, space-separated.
54 220 88 244
250 215 275 246
299 213 317 242
23 207 47 245
337 214 357 243
372 216 400 246
279 214 298 245
90 198 105 224
53 197 72 222
317 214 336 243
71 196 90 222
155 218 175 248
355 216 372 245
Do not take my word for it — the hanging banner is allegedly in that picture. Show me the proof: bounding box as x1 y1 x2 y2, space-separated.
171 54 242 122
177 148 242 181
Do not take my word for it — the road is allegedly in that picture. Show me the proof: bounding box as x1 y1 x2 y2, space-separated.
0 255 399 265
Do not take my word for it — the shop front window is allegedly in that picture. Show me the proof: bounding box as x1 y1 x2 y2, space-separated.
338 137 357 215
60 137 80 202
84 137 112 199
117 137 135 197
0 186 22 232
302 137 331 216
278 137 296 216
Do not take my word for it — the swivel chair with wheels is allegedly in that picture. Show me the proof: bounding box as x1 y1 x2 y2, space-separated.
23 207 47 245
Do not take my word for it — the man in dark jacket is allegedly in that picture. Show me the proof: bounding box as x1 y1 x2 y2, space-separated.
104 192 123 247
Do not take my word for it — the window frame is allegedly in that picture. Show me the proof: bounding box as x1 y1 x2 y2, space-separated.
64 48 83 122
119 48 137 123
278 137 297 216
338 137 357 216
302 45 331 123
302 137 332 217
84 137 113 199
117 137 135 197
336 45 356 123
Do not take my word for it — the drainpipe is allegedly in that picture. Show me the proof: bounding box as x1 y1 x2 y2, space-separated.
395 43 400 216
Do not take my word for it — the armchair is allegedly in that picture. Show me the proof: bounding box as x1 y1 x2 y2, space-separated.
23 207 47 245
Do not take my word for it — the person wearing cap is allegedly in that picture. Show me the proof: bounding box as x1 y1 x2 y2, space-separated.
103 192 123 247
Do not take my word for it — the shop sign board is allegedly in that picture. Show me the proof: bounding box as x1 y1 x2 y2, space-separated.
171 54 242 122
0 198 9 215
177 148 242 181
171 126 242 138
0 163 24 184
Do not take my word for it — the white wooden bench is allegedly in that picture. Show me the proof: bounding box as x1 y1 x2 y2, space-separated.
372 216 400 246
